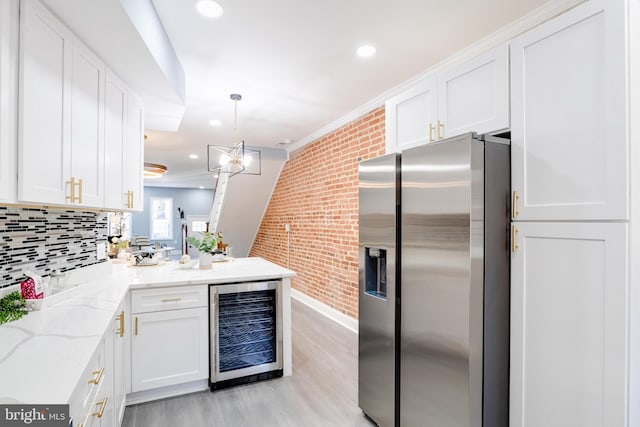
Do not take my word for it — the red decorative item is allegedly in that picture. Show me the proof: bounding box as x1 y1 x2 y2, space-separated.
20 277 43 300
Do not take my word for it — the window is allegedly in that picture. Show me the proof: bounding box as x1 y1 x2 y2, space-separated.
187 215 209 233
150 197 173 240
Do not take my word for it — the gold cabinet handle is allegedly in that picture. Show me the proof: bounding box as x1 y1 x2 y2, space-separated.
66 177 76 202
135 316 138 336
512 191 519 219
124 190 133 209
88 367 104 385
66 177 83 203
92 397 108 418
437 120 444 140
115 311 124 337
77 178 83 204
512 225 519 253
161 297 182 303
428 123 435 143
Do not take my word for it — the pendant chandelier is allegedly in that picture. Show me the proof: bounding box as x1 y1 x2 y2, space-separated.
207 94 261 177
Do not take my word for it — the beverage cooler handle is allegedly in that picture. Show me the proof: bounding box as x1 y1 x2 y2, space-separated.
212 290 219 379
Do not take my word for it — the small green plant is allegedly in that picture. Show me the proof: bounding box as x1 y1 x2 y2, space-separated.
0 291 28 325
187 231 218 253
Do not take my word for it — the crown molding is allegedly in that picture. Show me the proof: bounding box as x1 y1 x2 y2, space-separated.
286 0 585 154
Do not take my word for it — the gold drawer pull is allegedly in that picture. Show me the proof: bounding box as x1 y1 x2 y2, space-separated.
88 367 104 385
92 397 108 418
512 191 519 219
161 297 182 302
428 123 435 143
512 225 519 253
437 120 444 140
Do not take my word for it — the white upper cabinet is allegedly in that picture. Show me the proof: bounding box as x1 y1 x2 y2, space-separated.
18 0 72 205
70 38 105 208
438 43 509 139
510 222 627 427
18 0 145 209
104 70 127 210
123 91 144 211
385 77 437 153
510 0 627 221
0 0 18 203
386 42 509 153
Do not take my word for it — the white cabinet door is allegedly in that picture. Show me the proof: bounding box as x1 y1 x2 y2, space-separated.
113 299 127 425
438 43 509 138
385 77 437 153
510 0 627 221
70 38 105 208
123 91 143 211
104 71 127 210
0 0 17 203
131 307 209 392
510 222 627 427
18 0 72 204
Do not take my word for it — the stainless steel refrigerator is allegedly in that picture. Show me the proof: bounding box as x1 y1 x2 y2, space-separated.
358 132 510 427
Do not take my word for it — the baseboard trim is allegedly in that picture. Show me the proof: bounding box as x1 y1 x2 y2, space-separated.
126 379 209 405
291 288 358 334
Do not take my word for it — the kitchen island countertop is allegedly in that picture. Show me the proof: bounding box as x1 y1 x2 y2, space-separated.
0 257 294 407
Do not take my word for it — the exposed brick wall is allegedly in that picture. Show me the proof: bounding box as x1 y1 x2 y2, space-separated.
250 107 385 319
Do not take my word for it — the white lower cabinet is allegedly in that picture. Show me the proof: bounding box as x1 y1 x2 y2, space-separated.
69 296 129 427
130 286 209 392
510 222 627 427
113 298 128 425
69 334 111 427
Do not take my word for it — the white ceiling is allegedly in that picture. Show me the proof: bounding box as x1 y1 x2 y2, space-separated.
45 0 561 189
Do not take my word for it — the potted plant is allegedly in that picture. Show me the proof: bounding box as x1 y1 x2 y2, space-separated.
187 232 218 269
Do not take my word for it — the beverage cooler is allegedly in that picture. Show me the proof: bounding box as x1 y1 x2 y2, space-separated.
210 280 283 390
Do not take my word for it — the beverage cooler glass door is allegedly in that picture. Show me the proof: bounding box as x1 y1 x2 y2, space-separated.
210 281 283 386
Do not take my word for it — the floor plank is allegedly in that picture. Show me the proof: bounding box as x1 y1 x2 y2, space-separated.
122 299 374 427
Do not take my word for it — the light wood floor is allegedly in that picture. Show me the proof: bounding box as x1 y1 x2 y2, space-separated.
122 299 374 427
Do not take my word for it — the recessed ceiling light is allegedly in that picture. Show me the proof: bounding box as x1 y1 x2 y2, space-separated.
196 0 224 18
277 138 294 146
199 186 204 189
357 45 376 58
189 154 198 159
209 119 221 127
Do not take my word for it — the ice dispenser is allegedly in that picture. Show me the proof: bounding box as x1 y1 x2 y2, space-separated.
364 247 387 299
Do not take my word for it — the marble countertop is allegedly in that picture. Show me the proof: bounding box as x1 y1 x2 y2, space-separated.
126 256 295 289
0 257 294 405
